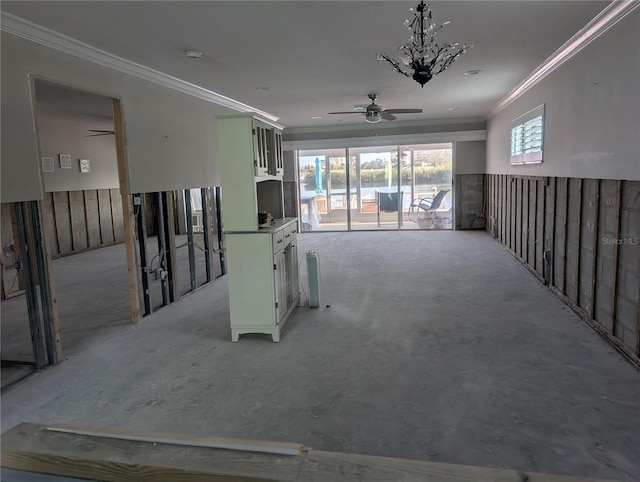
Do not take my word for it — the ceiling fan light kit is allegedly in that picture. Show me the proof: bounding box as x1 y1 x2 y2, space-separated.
377 0 471 87
328 93 422 124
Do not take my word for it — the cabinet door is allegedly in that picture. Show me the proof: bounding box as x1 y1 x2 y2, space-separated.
273 131 284 177
274 250 288 322
253 124 270 177
287 240 299 305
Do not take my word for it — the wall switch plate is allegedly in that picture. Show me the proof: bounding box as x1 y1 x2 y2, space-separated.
79 159 90 173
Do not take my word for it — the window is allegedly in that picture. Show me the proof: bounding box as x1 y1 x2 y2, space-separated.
510 104 544 165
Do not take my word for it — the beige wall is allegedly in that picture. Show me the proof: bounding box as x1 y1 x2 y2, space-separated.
36 112 119 192
1 32 230 203
455 141 486 175
486 10 640 181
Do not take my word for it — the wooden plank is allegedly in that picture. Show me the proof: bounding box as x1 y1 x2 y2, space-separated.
610 181 622 335
69 190 88 252
562 178 571 295
509 177 518 253
528 179 536 268
544 178 556 286
564 179 581 303
522 178 529 262
52 192 72 254
110 188 125 243
536 179 544 275
590 180 600 317
8 203 25 292
502 175 506 244
84 190 102 248
163 191 178 302
113 99 140 323
40 193 59 256
98 189 115 245
30 201 62 364
0 423 618 482
48 424 307 456
554 178 568 293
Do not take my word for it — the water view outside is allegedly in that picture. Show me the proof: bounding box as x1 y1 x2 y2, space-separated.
298 144 452 230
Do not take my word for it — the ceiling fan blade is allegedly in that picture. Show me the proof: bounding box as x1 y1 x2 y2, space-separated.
87 129 115 133
85 133 113 137
383 109 423 114
381 112 397 121
328 111 365 115
338 114 364 122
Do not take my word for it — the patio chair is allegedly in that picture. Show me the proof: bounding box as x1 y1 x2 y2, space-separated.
408 189 449 226
376 190 403 227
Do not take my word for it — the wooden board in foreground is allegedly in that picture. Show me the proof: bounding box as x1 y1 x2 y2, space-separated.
0 423 618 482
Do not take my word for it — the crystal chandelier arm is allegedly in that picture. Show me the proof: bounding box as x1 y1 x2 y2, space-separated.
376 52 412 77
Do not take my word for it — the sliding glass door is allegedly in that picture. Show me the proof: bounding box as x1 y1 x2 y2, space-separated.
401 144 453 230
298 149 347 231
349 146 400 230
296 143 452 231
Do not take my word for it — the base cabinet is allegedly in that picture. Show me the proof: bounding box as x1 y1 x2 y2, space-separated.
226 219 299 342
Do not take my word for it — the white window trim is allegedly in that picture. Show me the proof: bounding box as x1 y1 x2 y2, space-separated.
510 104 544 165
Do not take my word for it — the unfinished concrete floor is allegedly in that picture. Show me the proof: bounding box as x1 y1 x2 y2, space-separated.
1 231 639 479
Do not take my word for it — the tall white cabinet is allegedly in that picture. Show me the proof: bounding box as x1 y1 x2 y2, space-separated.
216 113 299 342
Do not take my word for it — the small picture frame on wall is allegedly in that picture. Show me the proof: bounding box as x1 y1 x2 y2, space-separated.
59 154 72 169
41 156 54 173
79 159 91 173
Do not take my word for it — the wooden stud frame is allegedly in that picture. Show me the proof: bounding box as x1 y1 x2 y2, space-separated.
485 174 639 367
113 99 141 323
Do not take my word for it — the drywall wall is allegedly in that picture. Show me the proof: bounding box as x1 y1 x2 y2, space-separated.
36 112 119 192
486 10 640 180
455 141 486 175
1 31 230 203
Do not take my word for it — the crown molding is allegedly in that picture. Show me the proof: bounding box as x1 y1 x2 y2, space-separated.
487 0 639 118
0 12 280 123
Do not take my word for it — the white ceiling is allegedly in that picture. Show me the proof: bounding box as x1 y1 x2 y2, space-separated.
2 1 610 129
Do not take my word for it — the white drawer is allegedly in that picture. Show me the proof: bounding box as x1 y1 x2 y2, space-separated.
283 225 294 244
288 223 298 240
273 229 285 253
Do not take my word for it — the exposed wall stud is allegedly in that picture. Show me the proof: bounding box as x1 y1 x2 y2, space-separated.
15 202 48 368
611 180 622 335
161 192 177 302
201 188 212 283
30 201 61 364
215 187 226 275
156 192 170 306
113 99 141 323
184 190 197 291
590 180 600 317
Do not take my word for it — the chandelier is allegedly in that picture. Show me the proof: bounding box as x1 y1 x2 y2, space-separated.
377 1 471 88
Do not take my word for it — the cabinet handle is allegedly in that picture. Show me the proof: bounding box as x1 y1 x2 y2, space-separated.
277 239 283 244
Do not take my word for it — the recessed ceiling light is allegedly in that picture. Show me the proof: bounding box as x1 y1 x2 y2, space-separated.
256 87 272 92
312 116 322 120
464 70 481 76
448 107 460 111
184 50 203 59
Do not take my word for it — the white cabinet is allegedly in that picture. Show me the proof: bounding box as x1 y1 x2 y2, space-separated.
225 219 299 342
217 114 285 232
217 113 299 342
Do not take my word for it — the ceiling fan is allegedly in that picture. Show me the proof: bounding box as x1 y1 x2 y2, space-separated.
329 93 422 123
85 129 115 137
